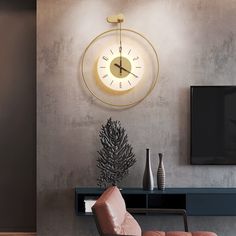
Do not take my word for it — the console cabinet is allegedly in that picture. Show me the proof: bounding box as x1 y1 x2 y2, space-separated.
75 188 236 216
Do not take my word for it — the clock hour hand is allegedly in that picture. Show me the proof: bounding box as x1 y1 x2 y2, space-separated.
114 63 138 78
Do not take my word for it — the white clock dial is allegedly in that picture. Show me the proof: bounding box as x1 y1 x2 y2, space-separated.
97 44 144 92
82 28 159 107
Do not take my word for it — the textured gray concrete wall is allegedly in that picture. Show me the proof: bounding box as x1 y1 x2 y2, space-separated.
37 0 236 235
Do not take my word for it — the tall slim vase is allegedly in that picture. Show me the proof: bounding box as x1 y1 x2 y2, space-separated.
142 148 154 191
157 153 165 191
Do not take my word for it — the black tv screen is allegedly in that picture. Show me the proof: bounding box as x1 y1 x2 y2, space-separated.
191 86 236 165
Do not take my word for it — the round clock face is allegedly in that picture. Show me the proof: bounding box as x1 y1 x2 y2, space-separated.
97 44 144 92
81 29 159 108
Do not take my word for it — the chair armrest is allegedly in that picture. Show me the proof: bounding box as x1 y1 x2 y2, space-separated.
127 208 189 232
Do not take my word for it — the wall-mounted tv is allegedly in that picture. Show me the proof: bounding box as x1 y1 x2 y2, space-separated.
191 86 236 165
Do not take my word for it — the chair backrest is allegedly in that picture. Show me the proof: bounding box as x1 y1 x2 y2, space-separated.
92 186 142 236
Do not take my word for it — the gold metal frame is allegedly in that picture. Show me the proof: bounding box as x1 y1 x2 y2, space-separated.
81 28 160 108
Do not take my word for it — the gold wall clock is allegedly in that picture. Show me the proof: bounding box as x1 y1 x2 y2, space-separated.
81 14 159 108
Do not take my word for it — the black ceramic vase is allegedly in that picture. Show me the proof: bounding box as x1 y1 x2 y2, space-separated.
157 153 165 191
142 148 154 191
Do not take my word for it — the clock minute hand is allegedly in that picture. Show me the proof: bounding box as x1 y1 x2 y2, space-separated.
114 63 138 78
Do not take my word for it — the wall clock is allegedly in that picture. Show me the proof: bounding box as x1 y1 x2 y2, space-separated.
81 14 159 108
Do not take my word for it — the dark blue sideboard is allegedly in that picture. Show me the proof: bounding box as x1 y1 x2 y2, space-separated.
75 187 236 216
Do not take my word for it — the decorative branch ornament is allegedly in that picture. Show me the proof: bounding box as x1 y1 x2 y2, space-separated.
97 118 136 187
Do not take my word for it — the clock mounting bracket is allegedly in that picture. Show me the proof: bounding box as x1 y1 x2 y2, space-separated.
106 14 124 24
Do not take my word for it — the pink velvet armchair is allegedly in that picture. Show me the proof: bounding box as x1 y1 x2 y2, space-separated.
92 186 217 236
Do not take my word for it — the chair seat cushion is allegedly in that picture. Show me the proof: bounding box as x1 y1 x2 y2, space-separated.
143 231 217 236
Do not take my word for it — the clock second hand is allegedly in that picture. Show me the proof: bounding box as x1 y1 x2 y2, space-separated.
114 63 138 78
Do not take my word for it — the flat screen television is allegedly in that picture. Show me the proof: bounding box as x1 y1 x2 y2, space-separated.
191 86 236 165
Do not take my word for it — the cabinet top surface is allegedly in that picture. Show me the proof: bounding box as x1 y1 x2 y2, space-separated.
75 187 236 194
